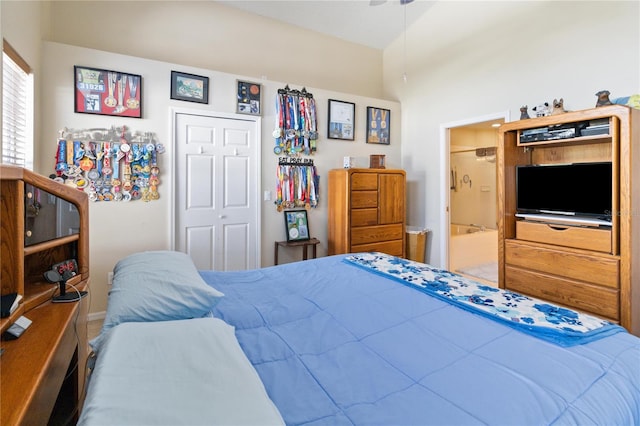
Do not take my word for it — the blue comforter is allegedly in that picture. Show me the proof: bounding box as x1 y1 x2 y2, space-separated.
201 254 640 426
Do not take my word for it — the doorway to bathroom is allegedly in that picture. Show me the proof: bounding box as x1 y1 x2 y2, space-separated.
440 112 508 287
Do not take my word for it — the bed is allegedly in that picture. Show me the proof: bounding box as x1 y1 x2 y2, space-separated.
79 251 640 425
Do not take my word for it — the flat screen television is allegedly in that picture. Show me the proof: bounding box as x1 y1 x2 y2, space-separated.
515 162 612 224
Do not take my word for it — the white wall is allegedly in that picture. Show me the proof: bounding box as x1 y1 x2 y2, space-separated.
384 1 640 267
45 1 384 99
41 41 400 314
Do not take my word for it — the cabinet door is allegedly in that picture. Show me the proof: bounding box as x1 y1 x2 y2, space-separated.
378 173 405 224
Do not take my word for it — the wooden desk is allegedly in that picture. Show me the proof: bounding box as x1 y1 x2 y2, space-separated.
274 238 320 265
0 291 88 425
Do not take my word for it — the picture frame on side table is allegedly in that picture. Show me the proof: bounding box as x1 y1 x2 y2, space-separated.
236 80 261 115
328 99 355 141
170 71 209 104
366 106 390 144
284 209 310 242
74 65 142 118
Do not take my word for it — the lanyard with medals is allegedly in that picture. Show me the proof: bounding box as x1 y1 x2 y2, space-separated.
275 165 283 210
56 140 67 174
102 142 112 178
273 94 283 154
274 86 319 157
309 97 317 152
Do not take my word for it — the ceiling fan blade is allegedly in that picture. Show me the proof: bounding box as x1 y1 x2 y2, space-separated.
400 0 414 4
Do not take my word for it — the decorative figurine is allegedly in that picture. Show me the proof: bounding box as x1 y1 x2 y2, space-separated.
595 90 613 107
550 98 568 115
532 102 550 117
519 106 530 119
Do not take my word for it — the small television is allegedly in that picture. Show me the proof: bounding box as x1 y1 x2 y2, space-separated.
515 162 612 224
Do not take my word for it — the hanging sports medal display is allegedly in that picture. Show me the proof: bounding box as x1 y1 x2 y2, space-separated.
274 158 319 211
274 85 318 157
53 126 164 202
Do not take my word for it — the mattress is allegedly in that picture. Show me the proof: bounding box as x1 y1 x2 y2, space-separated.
201 254 640 425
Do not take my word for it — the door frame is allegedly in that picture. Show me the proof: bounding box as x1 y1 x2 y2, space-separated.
169 107 262 265
438 110 509 270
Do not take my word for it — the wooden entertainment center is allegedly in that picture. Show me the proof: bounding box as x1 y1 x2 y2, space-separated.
498 105 639 335
1 165 90 424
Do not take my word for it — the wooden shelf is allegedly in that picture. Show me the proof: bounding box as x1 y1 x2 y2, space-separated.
24 234 80 256
1 165 90 424
517 133 611 147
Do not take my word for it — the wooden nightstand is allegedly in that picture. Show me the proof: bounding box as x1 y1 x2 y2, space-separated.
274 238 320 265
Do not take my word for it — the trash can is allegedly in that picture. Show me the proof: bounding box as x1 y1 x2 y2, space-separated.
406 226 429 263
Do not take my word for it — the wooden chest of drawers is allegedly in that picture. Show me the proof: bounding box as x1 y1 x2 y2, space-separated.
328 168 406 257
505 239 619 320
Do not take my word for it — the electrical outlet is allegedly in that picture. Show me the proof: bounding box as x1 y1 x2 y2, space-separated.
107 272 114 285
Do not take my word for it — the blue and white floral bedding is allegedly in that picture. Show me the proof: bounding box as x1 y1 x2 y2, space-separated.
203 254 640 426
344 252 623 346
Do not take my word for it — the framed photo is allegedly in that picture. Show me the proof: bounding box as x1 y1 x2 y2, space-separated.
74 66 142 118
328 99 355 141
236 80 261 115
171 71 209 104
366 106 391 145
284 209 310 242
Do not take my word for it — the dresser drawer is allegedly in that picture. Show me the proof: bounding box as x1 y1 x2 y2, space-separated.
351 224 403 245
351 208 377 226
351 191 378 208
352 239 404 257
516 220 611 253
351 173 378 190
505 240 619 288
505 266 619 320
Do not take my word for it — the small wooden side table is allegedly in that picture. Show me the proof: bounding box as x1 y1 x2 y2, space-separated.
274 238 320 265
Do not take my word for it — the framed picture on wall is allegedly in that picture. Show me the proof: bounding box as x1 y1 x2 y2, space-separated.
284 209 310 242
366 106 390 145
170 71 209 104
236 80 261 115
328 99 355 140
74 66 142 118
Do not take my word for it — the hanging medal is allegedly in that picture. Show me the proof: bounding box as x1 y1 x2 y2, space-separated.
55 140 67 174
115 74 127 114
73 141 84 165
102 142 113 178
66 140 74 166
126 76 140 109
105 72 117 108
79 155 94 173
273 93 283 141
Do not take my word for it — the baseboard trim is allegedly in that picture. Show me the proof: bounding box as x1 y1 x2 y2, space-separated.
88 311 106 321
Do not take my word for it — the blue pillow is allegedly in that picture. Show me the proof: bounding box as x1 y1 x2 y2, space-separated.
92 251 223 351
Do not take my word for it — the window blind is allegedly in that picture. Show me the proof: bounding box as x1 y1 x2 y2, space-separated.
2 41 33 168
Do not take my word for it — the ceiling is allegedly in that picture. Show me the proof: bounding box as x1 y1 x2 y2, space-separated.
217 0 436 50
